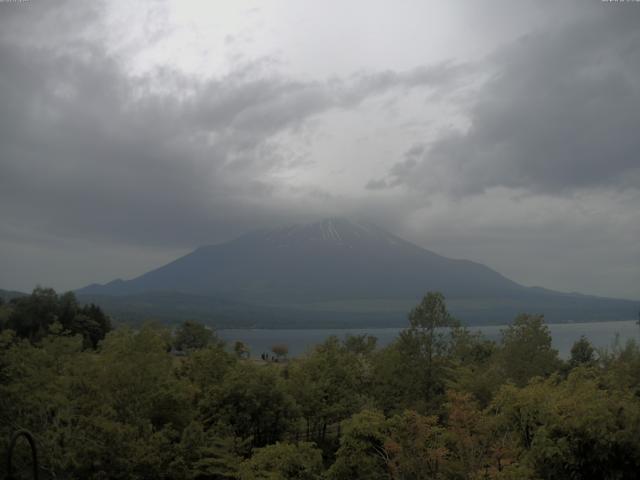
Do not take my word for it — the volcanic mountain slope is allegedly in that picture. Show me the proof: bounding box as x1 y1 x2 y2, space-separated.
77 218 638 327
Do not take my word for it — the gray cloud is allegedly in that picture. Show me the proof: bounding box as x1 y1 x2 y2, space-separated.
0 1 463 255
365 179 389 190
377 6 640 197
1 1 638 300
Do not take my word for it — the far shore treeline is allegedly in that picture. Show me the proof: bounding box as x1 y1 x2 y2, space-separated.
3 288 640 478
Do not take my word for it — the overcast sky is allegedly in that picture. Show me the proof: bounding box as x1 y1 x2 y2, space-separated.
0 0 638 299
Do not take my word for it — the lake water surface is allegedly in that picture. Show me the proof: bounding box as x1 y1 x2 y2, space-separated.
219 320 640 358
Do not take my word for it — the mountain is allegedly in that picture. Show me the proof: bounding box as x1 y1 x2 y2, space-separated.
0 288 28 303
77 218 638 327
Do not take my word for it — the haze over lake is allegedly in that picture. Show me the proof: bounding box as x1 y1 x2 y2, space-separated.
220 320 640 359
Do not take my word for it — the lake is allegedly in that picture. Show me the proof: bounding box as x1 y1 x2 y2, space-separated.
219 320 640 358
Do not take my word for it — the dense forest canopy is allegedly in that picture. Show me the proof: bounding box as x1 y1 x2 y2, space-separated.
1 287 111 349
2 289 640 479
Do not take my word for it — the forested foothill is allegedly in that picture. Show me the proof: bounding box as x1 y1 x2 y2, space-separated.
2 289 640 479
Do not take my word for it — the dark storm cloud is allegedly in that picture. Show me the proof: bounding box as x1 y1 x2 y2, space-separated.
374 5 640 197
0 1 463 249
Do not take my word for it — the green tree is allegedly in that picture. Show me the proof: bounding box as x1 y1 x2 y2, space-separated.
404 292 458 388
174 320 214 351
169 421 244 480
343 334 377 356
0 299 10 330
179 343 236 396
77 302 112 347
57 325 192 479
385 410 449 480
568 335 596 368
7 286 59 342
448 327 502 407
201 363 298 448
287 337 366 445
327 409 389 480
6 288 110 348
598 339 640 397
0 330 86 478
374 292 458 413
443 391 493 479
498 313 561 386
57 290 79 328
492 370 640 479
329 409 449 480
238 442 323 480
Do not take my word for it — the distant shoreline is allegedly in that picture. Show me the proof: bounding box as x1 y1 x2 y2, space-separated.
218 319 640 359
217 318 638 331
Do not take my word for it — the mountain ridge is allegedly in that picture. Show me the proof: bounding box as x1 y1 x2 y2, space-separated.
76 218 638 327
